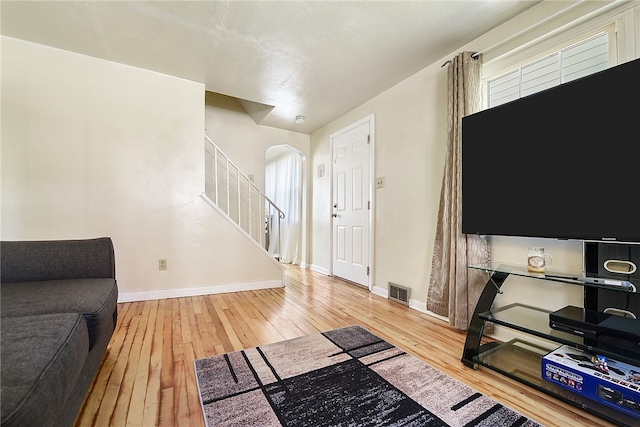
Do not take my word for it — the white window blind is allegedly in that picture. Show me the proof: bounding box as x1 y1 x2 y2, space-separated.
562 34 609 82
487 33 609 108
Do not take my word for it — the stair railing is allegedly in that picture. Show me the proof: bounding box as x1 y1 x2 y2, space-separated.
202 135 284 260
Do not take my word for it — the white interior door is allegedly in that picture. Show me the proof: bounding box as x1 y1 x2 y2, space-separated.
331 118 371 286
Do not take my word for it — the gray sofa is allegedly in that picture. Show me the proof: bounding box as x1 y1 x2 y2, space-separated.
1 237 119 427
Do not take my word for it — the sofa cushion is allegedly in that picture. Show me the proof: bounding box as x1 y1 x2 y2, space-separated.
0 237 115 283
1 278 118 350
1 313 89 427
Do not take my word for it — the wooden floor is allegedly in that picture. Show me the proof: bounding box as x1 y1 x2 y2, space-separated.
75 265 615 427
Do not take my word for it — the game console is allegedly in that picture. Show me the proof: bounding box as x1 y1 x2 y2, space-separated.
549 306 640 357
549 305 607 341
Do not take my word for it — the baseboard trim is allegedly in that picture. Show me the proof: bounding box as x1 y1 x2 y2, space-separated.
371 285 387 298
371 285 448 323
118 269 450 326
118 280 284 303
422 308 449 323
308 264 330 275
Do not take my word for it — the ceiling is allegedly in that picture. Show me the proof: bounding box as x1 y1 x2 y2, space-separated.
0 1 540 134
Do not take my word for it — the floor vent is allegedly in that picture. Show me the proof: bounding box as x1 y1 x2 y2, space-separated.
388 282 410 306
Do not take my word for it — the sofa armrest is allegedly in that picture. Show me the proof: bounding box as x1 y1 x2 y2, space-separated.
1 237 115 283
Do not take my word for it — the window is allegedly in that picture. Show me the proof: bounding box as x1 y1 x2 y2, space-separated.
487 33 609 108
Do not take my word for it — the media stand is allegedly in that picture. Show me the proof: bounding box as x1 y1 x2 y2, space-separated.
463 264 639 427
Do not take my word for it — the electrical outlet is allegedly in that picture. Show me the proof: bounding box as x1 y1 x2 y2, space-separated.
376 176 385 189
158 259 168 271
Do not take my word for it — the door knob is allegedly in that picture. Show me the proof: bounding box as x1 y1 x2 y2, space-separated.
332 213 338 217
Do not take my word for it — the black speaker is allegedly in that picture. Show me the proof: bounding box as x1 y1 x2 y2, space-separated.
584 242 640 281
583 243 640 360
583 243 640 339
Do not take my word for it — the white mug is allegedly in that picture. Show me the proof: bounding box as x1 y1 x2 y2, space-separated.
527 247 553 273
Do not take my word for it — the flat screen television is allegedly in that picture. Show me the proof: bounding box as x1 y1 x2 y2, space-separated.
461 58 640 243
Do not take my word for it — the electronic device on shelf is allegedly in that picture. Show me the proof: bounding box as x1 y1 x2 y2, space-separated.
549 305 640 357
580 276 635 290
549 305 606 340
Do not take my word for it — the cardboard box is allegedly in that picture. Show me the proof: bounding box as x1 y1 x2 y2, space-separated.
542 345 640 419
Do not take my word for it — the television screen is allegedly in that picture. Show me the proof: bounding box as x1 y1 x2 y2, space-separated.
462 58 640 243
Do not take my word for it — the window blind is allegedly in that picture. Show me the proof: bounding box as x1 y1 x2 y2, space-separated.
487 33 609 108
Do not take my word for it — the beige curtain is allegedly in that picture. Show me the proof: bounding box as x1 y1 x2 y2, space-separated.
427 52 490 331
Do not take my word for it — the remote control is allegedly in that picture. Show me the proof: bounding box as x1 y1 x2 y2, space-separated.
580 276 633 289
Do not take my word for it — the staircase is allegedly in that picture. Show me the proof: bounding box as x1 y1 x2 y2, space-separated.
201 135 284 262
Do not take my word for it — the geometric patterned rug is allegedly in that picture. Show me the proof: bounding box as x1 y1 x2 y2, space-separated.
194 325 542 426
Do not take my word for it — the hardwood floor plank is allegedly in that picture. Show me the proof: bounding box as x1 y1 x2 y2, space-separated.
95 303 142 427
221 293 259 348
172 358 192 427
142 300 164 427
183 341 204 426
75 265 618 427
127 300 157 426
202 296 234 352
171 298 186 367
158 387 174 427
239 291 286 343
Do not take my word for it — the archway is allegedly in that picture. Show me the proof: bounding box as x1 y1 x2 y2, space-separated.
265 145 303 264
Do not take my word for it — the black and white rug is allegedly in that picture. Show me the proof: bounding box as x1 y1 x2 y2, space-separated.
194 325 541 426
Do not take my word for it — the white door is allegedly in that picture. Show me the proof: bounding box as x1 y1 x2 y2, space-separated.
331 118 371 287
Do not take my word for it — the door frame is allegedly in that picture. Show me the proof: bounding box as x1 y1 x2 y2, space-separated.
329 114 375 291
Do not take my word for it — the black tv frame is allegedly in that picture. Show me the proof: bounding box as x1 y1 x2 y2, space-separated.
461 58 640 243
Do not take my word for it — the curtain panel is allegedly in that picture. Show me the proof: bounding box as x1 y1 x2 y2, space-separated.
427 52 490 331
265 151 302 264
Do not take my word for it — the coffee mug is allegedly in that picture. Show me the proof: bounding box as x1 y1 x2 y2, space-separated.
527 247 553 273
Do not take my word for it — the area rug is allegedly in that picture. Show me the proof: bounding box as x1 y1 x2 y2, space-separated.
194 325 541 426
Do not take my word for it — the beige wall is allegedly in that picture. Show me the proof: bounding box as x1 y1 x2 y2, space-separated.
309 1 639 311
204 92 311 265
2 1 637 307
309 64 448 301
1 37 283 300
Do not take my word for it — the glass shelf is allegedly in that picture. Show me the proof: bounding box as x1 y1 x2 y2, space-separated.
463 263 640 426
469 262 637 293
474 338 639 427
479 303 640 366
479 303 583 345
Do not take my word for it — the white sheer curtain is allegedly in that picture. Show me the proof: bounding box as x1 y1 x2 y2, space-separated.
265 150 302 264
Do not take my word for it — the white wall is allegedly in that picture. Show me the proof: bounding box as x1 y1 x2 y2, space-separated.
309 1 640 312
1 37 283 300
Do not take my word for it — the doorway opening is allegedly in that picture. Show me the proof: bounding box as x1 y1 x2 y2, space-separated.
265 145 303 264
